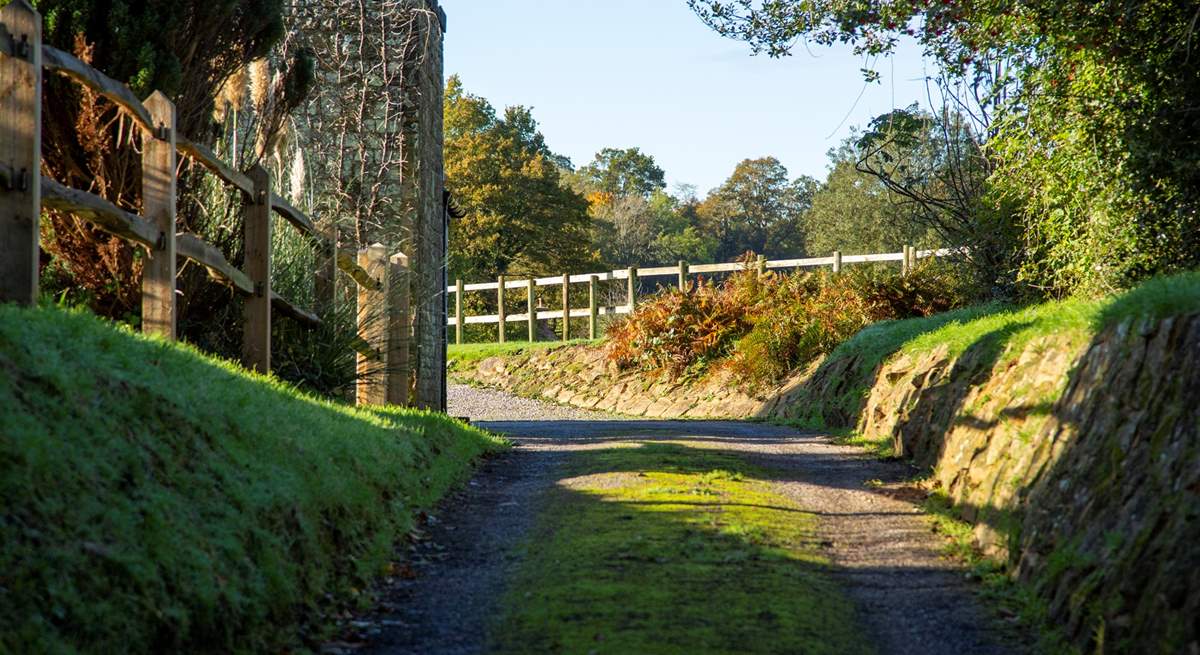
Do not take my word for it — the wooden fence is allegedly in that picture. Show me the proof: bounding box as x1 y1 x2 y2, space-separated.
0 1 414 406
449 245 952 344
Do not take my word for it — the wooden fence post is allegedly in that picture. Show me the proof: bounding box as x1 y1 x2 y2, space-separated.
561 273 569 342
832 250 842 274
627 266 638 312
387 252 410 407
140 92 177 339
526 279 536 343
315 224 337 315
588 275 598 340
902 245 912 276
0 0 41 306
678 260 688 291
497 274 506 343
756 254 767 277
454 278 463 345
356 243 389 405
241 165 271 373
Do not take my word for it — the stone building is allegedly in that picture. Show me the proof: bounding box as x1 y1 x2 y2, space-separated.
287 0 447 410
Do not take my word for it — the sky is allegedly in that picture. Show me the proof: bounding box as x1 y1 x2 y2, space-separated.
442 0 936 195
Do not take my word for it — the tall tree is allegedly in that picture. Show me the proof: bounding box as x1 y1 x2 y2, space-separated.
444 76 593 281
577 147 666 198
698 157 814 260
689 0 1200 296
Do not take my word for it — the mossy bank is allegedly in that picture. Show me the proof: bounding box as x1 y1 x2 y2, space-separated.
451 273 1200 653
0 306 507 654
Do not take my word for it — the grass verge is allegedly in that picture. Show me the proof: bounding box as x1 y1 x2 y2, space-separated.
0 305 508 654
490 442 870 654
447 339 597 369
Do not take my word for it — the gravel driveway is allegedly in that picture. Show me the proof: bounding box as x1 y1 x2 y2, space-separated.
352 384 1021 655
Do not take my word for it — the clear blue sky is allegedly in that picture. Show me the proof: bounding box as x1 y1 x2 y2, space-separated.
442 0 934 195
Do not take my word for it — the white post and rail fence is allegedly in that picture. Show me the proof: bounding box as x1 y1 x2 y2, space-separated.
449 245 952 345
0 1 430 408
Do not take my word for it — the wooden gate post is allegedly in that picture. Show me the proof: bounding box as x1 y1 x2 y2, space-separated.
832 250 842 274
497 274 506 343
0 0 41 306
140 92 177 338
315 224 338 314
454 278 463 345
588 275 598 340
387 252 410 407
678 260 688 291
526 278 536 343
626 266 638 312
356 243 389 405
561 273 569 342
241 165 271 373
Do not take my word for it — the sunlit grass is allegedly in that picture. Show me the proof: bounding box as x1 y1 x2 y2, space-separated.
0 305 508 654
490 442 870 654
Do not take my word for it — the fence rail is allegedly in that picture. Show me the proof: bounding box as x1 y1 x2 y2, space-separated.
449 246 954 344
0 1 411 406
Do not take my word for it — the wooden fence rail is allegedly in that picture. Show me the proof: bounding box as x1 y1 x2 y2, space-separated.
448 246 956 344
0 1 410 405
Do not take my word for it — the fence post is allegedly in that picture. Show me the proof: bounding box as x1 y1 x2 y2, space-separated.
909 245 919 271
902 245 912 276
0 0 41 306
832 250 842 274
756 254 767 277
241 165 271 373
497 274 506 343
526 278 536 342
588 275 598 340
356 243 389 405
453 278 463 343
561 273 569 342
627 266 638 312
140 92 177 339
678 260 688 291
315 224 337 314
387 252 410 407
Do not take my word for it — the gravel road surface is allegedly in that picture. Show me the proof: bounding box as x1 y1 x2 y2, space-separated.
351 384 1020 655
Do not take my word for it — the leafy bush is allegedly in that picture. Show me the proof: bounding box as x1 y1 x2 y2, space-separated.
606 259 968 385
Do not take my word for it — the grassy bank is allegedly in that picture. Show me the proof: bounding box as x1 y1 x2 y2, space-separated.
798 271 1200 427
490 442 868 654
0 306 507 654
448 339 596 370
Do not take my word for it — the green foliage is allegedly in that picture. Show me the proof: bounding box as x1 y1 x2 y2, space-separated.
689 0 1200 298
445 76 595 282
491 443 869 654
0 305 506 653
804 159 933 257
34 0 283 109
698 157 815 260
576 147 666 198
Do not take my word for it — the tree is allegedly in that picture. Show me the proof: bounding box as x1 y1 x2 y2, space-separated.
577 147 666 198
698 157 814 260
444 76 593 281
689 0 1200 297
